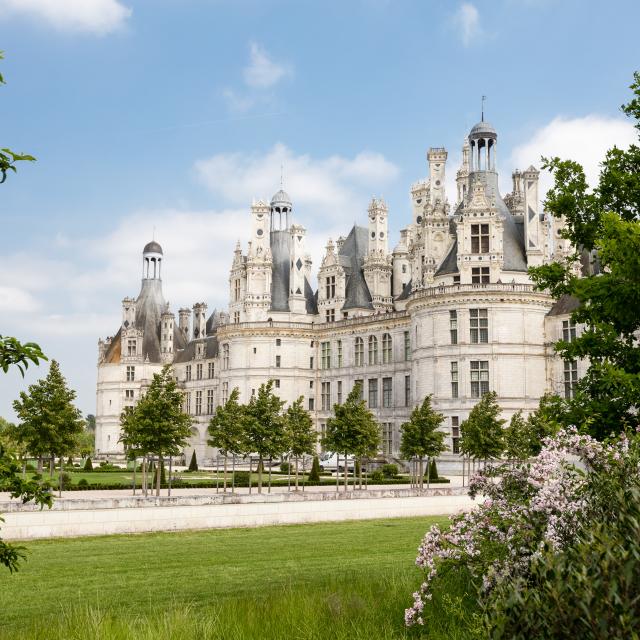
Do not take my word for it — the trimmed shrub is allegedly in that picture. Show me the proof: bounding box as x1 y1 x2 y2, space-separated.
233 471 250 485
83 457 93 472
188 450 198 472
59 472 72 490
426 459 439 481
382 463 399 478
369 470 384 483
280 462 292 474
308 456 321 482
25 462 36 472
77 478 89 488
67 457 74 466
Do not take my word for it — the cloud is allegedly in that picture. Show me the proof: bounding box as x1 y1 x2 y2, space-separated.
243 42 292 89
0 0 131 35
223 43 292 113
509 114 637 197
0 286 40 313
452 2 481 46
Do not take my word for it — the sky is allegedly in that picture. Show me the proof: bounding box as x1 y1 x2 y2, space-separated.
1 0 639 420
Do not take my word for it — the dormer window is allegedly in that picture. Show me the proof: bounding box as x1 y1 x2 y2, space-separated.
471 224 490 253
325 275 336 299
127 339 137 356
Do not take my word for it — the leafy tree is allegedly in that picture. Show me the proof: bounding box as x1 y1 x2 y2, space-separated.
207 387 247 491
119 365 192 496
460 391 505 467
529 72 640 438
0 336 46 376
284 396 317 489
244 381 288 493
12 361 84 476
188 450 198 472
0 51 35 185
85 414 96 432
503 411 533 464
323 383 380 490
400 395 447 489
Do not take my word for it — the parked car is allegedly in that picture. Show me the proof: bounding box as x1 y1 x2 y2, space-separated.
319 452 356 471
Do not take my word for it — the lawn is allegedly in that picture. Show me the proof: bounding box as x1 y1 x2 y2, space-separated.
0 516 476 639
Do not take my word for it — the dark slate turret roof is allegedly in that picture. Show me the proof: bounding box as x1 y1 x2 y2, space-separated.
174 336 219 363
143 241 163 254
339 225 373 311
270 230 291 312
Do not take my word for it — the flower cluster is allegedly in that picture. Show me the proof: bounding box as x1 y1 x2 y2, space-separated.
405 427 637 627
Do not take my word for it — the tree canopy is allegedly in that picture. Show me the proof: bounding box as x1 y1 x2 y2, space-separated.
460 391 505 462
529 72 640 438
400 395 447 461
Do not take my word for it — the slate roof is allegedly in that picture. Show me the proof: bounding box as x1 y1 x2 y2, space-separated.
396 279 412 301
547 294 581 317
435 240 459 276
339 225 374 311
173 335 219 363
270 230 291 312
143 241 163 254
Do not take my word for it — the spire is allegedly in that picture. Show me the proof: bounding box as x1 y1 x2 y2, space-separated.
481 95 486 122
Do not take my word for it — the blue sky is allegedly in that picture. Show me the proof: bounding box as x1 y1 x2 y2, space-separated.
1 0 639 419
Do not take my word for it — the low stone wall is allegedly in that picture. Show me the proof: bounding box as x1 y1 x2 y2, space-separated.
1 487 473 541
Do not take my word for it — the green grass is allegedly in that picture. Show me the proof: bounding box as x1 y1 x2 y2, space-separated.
0 517 477 639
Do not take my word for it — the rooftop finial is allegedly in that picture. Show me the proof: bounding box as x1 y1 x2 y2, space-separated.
481 95 486 122
152 225 156 241
280 163 284 189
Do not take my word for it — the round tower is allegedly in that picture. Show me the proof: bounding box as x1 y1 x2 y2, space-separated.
270 189 292 231
142 240 163 280
468 120 497 173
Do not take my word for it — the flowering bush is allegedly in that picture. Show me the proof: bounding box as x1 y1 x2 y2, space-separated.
405 427 639 630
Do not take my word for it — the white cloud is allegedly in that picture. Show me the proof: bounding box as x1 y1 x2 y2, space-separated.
452 2 481 46
0 286 40 313
509 114 637 198
243 42 292 89
0 0 131 35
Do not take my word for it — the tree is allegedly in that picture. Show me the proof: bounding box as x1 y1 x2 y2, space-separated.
85 414 96 432
244 381 288 493
308 455 321 482
188 450 198 472
284 397 316 490
529 72 640 438
207 387 247 492
0 51 35 185
460 391 505 468
323 383 380 491
0 336 46 376
12 361 84 477
119 365 192 496
400 395 447 489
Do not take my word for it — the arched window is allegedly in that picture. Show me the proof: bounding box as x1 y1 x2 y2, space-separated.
382 333 392 364
354 337 364 367
368 335 378 365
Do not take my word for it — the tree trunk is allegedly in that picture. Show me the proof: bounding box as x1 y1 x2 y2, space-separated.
258 455 263 494
344 452 348 492
426 456 430 491
59 456 64 497
302 456 306 492
223 455 228 493
358 457 363 490
232 454 236 493
268 458 272 494
295 456 299 491
133 458 137 496
168 456 172 497
419 457 424 490
248 457 252 495
49 456 54 478
336 454 340 493
156 456 162 496
142 456 147 497
37 456 43 474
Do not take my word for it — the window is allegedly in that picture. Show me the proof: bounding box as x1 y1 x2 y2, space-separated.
321 341 331 369
310 356 314 369
233 279 241 301
308 398 315 411
309 380 313 389
471 223 490 253
185 392 191 414
127 339 137 357
470 308 488 343
276 338 281 346
470 361 489 398
274 379 280 389
564 360 578 399
126 366 135 382
336 340 343 367
451 361 459 398
450 310 458 344
186 365 192 381
382 377 392 408
562 319 577 343
325 275 336 298
381 423 393 455
451 417 460 454
206 389 214 414
368 335 378 365
453 275 461 284
472 266 490 284
125 389 134 402
208 362 215 379
195 391 202 416
405 375 411 406
276 355 281 368
355 337 364 366
368 378 378 408
233 311 240 324
382 333 392 364
222 344 229 370
221 382 228 405
404 331 411 360
196 363 203 380
337 380 343 404
355 379 364 400
326 309 335 323
321 382 331 410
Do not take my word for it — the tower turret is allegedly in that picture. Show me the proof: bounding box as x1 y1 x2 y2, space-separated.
427 147 447 206
142 240 163 280
179 308 191 340
160 307 175 364
192 302 208 339
288 223 308 315
522 165 544 266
